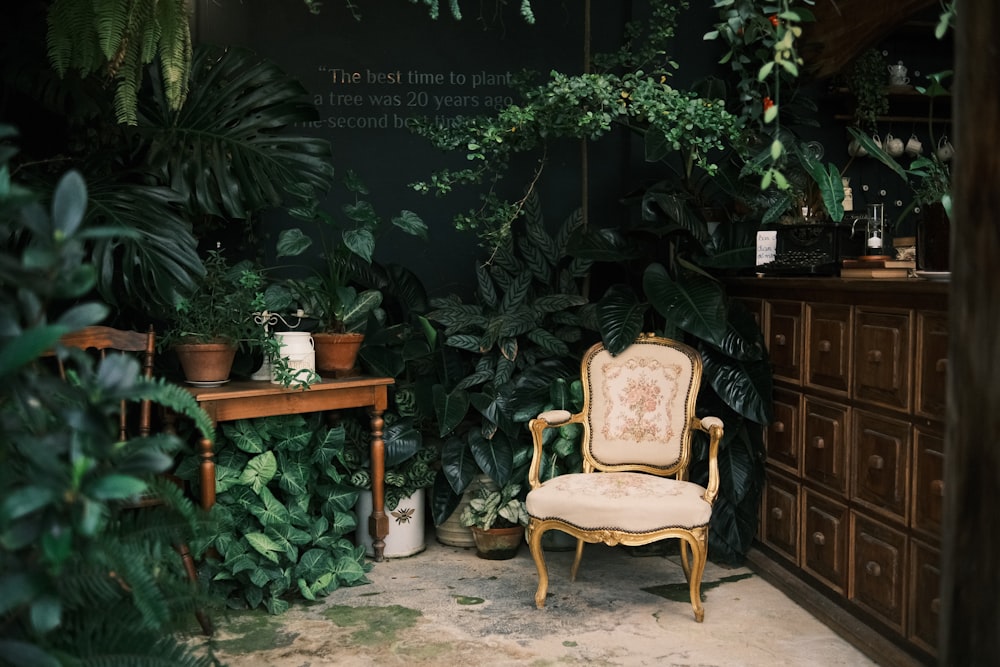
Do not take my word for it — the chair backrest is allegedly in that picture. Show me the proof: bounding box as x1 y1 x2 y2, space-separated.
52 326 156 440
581 334 702 476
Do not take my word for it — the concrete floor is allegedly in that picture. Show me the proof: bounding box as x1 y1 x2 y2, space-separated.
191 529 877 667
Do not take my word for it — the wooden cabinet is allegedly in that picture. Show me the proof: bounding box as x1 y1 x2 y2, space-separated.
729 277 947 665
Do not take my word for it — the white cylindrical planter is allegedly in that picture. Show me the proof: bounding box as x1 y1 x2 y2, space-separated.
355 488 426 558
270 332 315 385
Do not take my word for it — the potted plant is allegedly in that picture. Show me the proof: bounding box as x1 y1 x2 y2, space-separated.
334 411 437 557
277 170 427 375
161 247 268 384
460 482 529 560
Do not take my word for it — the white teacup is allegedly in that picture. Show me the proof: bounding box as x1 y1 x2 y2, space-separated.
905 134 923 157
888 61 909 86
848 138 868 158
936 136 954 161
885 133 904 157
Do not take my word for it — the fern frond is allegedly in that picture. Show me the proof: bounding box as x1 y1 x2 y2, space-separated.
94 0 130 62
129 376 215 445
156 0 192 111
47 0 101 77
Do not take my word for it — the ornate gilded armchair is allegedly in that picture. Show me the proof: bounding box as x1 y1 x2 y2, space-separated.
525 334 724 622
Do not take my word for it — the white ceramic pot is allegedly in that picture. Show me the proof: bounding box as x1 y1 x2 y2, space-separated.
355 488 426 558
270 331 315 385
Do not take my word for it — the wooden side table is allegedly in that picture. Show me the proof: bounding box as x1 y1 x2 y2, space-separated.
186 377 393 561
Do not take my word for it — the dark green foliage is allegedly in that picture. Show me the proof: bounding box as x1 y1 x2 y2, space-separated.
573 190 772 563
175 415 371 614
334 411 437 511
425 192 597 523
0 136 219 665
7 38 335 316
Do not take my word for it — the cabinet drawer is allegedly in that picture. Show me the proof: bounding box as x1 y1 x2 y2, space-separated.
851 512 908 633
767 388 802 474
852 410 911 522
767 300 803 384
806 303 852 395
761 472 800 564
909 540 941 655
912 427 945 541
916 311 948 420
854 308 912 411
803 489 848 594
803 397 849 496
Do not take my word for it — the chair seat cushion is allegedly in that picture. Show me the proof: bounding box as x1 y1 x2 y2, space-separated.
526 472 712 534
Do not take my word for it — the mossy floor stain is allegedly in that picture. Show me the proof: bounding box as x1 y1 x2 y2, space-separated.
323 604 422 646
641 571 754 602
211 610 299 653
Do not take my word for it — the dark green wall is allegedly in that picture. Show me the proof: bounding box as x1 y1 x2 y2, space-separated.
192 1 736 299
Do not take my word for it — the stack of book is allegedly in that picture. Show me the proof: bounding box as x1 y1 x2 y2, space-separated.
839 257 915 279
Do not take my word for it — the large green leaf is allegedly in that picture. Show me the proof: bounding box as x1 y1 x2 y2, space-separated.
798 148 845 223
699 343 773 424
433 386 470 437
596 285 647 355
138 45 335 220
440 435 478 494
566 226 643 262
469 430 513 486
643 264 727 346
86 178 202 314
430 471 462 525
384 418 422 468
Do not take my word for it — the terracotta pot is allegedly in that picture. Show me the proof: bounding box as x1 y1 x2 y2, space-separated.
174 341 237 383
470 525 524 560
313 332 364 374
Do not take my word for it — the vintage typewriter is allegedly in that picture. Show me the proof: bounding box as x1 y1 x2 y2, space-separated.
757 223 861 276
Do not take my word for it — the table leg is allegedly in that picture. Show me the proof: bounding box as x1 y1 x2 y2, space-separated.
368 408 388 562
199 435 216 510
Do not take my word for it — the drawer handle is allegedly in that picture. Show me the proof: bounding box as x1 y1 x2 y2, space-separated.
773 421 785 433
931 598 941 615
936 358 948 373
867 349 883 363
774 334 787 346
811 531 826 546
930 479 945 496
771 507 784 520
868 454 885 470
812 436 825 450
818 340 831 353
865 561 882 577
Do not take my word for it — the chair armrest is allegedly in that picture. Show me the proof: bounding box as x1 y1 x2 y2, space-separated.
527 410 582 489
536 409 572 425
693 415 725 504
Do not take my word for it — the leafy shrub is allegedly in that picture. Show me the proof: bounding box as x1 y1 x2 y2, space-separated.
177 414 371 614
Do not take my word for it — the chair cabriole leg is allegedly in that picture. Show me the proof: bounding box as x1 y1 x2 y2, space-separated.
527 522 550 609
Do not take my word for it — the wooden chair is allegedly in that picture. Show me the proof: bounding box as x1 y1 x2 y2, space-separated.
50 326 212 635
525 334 724 622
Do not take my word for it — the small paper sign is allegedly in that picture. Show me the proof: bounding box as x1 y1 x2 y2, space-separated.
756 231 777 266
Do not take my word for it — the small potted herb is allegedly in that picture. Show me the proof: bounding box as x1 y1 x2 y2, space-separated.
161 248 268 384
277 170 427 375
460 482 529 560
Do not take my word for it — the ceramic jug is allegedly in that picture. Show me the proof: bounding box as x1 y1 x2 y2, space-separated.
888 61 909 86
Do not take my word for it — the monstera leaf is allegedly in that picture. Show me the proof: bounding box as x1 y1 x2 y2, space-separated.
137 45 335 221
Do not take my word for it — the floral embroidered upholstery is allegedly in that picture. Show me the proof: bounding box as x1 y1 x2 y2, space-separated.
526 472 712 533
588 342 694 469
525 335 724 623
